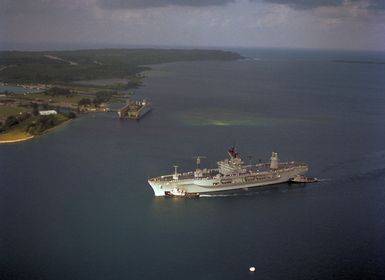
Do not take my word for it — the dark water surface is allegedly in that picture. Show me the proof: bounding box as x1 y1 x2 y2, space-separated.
1 49 385 280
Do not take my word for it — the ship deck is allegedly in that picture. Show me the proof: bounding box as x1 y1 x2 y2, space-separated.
149 162 306 182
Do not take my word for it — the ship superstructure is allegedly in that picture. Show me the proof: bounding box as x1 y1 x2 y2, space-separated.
148 147 309 196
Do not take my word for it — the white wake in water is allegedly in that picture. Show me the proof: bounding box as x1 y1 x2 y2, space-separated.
200 192 258 198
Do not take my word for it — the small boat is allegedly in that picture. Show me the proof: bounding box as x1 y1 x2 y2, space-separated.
165 187 200 198
289 175 318 183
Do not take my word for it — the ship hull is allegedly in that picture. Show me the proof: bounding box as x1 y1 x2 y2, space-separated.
135 105 152 120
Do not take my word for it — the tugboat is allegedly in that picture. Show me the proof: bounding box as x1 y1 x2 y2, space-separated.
289 174 318 183
165 187 200 198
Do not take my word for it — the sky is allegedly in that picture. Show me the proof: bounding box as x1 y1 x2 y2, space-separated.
1 0 385 51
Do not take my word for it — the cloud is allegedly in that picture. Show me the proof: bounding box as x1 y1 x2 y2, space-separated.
0 0 94 15
1 0 384 51
98 0 235 9
97 0 385 10
2 0 384 14
368 1 385 10
259 0 385 10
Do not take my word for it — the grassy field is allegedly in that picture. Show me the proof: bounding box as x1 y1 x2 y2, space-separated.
0 106 31 119
20 92 85 104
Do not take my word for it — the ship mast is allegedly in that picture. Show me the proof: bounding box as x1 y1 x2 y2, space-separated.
192 156 206 170
270 152 279 170
173 165 179 180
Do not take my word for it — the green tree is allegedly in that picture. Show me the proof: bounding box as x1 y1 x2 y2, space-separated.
66 112 77 119
45 87 72 97
4 115 19 128
78 98 92 106
31 102 39 116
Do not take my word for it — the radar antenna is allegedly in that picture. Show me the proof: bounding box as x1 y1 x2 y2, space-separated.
173 165 178 174
192 156 206 170
247 155 252 166
172 165 179 180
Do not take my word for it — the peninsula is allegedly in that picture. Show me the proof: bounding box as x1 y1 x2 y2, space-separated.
0 48 242 143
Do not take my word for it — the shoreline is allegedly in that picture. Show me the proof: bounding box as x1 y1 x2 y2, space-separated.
0 134 34 144
0 118 72 144
42 118 72 135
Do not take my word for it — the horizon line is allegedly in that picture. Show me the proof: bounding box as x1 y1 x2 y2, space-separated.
1 42 385 53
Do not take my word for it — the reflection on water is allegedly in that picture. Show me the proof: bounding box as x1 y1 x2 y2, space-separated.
177 109 310 126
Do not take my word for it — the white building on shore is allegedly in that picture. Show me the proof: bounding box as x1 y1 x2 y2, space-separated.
39 110 58 116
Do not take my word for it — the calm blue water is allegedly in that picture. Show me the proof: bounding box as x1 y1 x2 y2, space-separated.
1 48 385 280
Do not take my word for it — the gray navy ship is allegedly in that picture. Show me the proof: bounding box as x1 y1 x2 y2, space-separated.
148 147 309 196
117 98 151 120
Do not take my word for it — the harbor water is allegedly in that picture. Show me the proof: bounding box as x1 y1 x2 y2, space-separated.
1 48 385 279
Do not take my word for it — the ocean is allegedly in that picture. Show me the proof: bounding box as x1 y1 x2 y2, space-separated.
1 48 385 279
